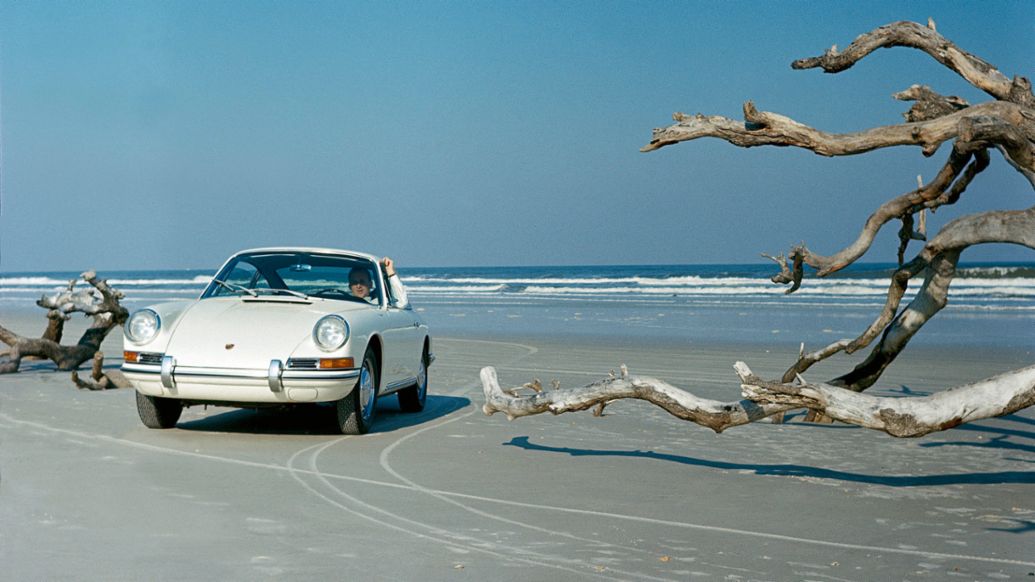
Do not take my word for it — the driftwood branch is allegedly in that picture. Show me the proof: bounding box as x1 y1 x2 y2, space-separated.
740 363 1035 438
0 271 128 374
481 366 792 433
641 19 1032 299
644 104 1021 286
640 100 1032 161
790 20 1033 108
894 85 970 122
800 146 989 279
483 21 1035 437
834 208 1034 390
781 206 1035 388
481 363 1035 438
70 352 132 390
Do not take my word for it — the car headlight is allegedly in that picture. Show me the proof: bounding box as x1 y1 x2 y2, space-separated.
313 315 349 351
126 309 161 344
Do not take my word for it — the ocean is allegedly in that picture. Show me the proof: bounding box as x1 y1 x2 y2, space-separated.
3 262 1033 350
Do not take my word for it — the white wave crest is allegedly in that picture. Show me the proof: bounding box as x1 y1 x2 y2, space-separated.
418 276 637 285
948 286 1035 297
0 277 70 285
957 266 1034 277
107 276 212 285
408 285 506 293
515 283 1035 297
0 287 66 294
519 285 806 296
1 275 214 287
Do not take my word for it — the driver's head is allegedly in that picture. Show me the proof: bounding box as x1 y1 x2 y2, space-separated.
348 267 373 298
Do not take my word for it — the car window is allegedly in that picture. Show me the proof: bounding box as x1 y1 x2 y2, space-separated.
210 261 271 296
277 265 352 295
203 252 381 305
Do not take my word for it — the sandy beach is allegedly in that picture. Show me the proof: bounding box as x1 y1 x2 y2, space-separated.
3 1 1033 579
1 306 1033 581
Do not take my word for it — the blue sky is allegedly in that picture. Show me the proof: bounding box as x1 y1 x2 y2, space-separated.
1 1 1031 271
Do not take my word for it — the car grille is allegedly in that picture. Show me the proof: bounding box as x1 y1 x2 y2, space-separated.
287 358 318 369
138 352 164 364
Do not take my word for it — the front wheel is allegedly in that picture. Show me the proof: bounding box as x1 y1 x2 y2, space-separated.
398 349 428 413
336 348 378 435
136 391 182 429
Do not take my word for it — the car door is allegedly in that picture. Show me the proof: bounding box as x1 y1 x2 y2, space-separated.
378 273 421 390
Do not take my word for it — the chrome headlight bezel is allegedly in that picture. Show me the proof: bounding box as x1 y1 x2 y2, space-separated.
125 309 161 344
313 315 350 352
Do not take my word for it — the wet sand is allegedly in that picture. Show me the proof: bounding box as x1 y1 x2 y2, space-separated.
1 311 1033 580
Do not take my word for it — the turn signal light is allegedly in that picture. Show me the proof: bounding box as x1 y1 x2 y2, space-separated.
319 357 354 369
124 351 139 363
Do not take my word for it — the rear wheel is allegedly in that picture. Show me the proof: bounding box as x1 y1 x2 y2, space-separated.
136 391 182 429
336 348 378 434
398 349 428 412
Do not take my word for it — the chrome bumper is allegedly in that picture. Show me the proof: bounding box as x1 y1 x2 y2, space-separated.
123 356 360 393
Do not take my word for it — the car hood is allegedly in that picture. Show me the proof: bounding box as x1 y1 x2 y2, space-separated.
165 298 364 368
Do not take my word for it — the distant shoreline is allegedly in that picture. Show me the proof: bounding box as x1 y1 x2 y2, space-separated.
4 262 1033 353
3 259 1034 277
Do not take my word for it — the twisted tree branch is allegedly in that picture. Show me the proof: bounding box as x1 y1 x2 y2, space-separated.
894 85 970 122
742 363 1035 438
481 362 1035 439
0 272 129 374
781 206 1035 388
641 100 1031 159
484 21 1035 437
774 143 988 284
481 366 792 433
790 20 1033 107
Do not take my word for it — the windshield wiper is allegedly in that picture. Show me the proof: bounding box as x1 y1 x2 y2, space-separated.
212 279 258 297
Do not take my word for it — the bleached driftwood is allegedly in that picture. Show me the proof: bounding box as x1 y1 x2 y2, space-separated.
738 363 1035 438
481 363 1035 438
642 100 1031 160
70 352 131 391
483 20 1034 434
789 20 1033 107
0 271 128 375
481 366 793 433
780 207 1035 392
643 20 1034 405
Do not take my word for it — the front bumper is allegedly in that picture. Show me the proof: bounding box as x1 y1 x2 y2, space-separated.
123 357 360 404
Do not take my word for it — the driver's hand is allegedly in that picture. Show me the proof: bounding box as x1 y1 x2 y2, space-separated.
382 257 397 277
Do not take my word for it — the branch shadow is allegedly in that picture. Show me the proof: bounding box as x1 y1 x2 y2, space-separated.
946 423 1035 441
176 394 469 435
987 520 1035 534
883 384 932 397
920 434 1035 455
1 358 131 376
1000 414 1035 428
504 436 1035 487
6 359 66 373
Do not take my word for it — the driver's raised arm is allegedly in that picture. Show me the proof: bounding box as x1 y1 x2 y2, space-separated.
381 257 409 309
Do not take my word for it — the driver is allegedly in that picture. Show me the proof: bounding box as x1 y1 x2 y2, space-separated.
348 257 408 308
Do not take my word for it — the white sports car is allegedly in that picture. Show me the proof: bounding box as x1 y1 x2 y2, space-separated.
122 247 431 434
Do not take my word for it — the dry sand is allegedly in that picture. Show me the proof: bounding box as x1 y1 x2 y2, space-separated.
1 311 1033 580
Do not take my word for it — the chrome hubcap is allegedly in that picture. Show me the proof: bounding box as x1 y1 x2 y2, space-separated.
359 364 374 420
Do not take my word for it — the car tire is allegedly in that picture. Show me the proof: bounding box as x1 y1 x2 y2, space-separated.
397 349 428 413
136 391 183 429
336 348 378 435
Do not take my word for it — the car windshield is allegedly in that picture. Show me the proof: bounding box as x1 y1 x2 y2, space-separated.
203 252 383 305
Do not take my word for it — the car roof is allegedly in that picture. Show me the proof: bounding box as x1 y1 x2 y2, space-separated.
232 247 380 262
